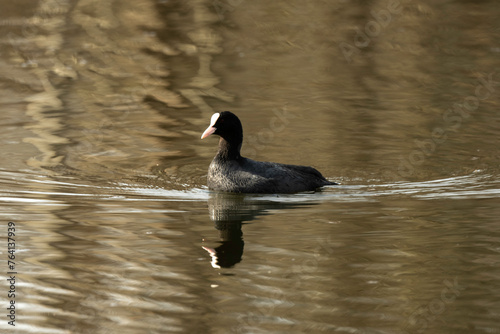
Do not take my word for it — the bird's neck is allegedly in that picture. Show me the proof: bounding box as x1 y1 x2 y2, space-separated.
216 137 242 161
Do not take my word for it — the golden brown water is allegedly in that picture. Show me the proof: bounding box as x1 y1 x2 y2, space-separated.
1 0 500 333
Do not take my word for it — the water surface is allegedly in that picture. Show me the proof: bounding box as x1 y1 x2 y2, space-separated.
1 0 500 333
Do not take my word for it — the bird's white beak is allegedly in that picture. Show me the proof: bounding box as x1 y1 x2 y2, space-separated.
201 126 216 139
201 113 220 139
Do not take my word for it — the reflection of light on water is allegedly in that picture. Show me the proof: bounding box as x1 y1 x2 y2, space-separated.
116 184 210 201
119 171 500 202
3 168 498 206
369 173 500 200
416 188 500 200
0 197 64 205
202 246 221 269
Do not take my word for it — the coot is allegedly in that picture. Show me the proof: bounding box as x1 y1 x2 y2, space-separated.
201 111 336 193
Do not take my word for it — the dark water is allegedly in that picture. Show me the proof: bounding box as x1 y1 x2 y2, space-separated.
1 0 500 333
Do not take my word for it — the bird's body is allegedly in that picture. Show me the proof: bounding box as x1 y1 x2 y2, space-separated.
207 156 334 193
201 111 336 194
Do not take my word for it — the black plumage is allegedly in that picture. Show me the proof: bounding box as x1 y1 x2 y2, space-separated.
201 111 336 193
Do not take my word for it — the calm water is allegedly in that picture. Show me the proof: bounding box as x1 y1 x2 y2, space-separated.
1 0 500 333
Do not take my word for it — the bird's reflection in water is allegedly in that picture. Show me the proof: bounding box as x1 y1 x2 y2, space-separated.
203 192 313 268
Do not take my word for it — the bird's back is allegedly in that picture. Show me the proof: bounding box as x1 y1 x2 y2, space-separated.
208 156 334 193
